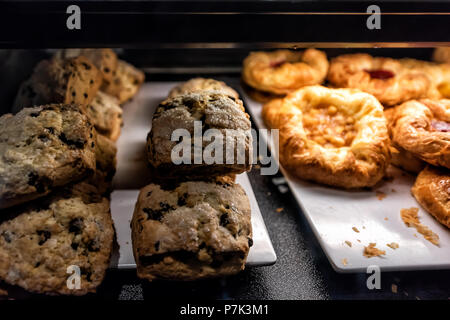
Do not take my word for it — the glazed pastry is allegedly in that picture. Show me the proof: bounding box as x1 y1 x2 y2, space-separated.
101 60 145 104
391 99 450 168
0 182 114 295
433 47 450 64
86 91 123 141
147 92 252 179
384 108 425 173
168 78 239 99
242 49 328 95
131 180 252 281
54 48 118 83
412 166 450 228
327 53 431 106
13 56 102 112
262 85 390 188
0 104 96 209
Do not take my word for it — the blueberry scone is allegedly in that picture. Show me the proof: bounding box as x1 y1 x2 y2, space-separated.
131 180 252 281
90 133 117 196
0 182 114 295
101 60 145 104
0 104 96 209
168 78 240 99
54 49 118 84
86 91 123 141
13 56 102 112
146 92 252 179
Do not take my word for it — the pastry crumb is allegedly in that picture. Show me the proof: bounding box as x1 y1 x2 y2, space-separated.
352 227 360 233
384 217 389 221
391 284 398 294
376 190 387 200
342 258 348 266
387 242 399 250
400 207 440 246
357 239 361 243
363 243 386 258
345 241 352 247
275 207 284 213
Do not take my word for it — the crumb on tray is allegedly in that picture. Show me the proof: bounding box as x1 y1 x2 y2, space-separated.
400 207 440 246
352 227 360 233
345 241 352 247
376 190 387 200
275 207 284 213
387 242 399 250
363 243 386 258
342 258 348 266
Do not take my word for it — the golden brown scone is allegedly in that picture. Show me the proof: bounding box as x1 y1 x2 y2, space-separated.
262 86 390 189
391 99 450 168
101 60 145 104
54 49 118 84
327 53 431 107
242 49 328 95
168 78 239 99
86 91 123 141
433 47 450 64
384 108 425 173
240 80 285 103
412 166 450 228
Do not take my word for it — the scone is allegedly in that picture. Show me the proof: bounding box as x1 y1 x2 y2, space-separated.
0 182 114 295
412 166 450 228
101 60 145 104
86 91 123 141
131 180 252 281
263 86 390 188
13 56 102 112
146 92 252 179
0 104 96 209
168 78 239 99
54 49 118 83
90 133 117 196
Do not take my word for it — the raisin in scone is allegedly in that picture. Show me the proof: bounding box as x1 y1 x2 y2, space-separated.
0 182 114 295
54 49 118 84
86 91 123 141
101 60 145 104
0 104 96 209
168 78 239 99
146 92 252 179
131 180 252 281
13 56 102 112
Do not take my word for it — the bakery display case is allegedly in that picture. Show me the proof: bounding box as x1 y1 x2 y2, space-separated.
0 0 450 307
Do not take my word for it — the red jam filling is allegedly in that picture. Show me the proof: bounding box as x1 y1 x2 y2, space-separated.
270 60 286 68
431 120 450 132
364 69 395 80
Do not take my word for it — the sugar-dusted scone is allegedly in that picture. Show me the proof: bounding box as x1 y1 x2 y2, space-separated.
86 91 123 141
412 166 450 228
147 92 252 179
90 133 117 196
54 49 118 83
131 180 252 281
13 57 102 113
0 182 114 295
101 60 145 104
168 78 239 99
0 104 96 209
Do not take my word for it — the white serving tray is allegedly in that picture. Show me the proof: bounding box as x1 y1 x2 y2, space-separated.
109 82 277 269
242 90 450 273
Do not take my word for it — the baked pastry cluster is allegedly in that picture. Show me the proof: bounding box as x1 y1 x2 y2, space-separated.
242 49 328 101
0 49 144 296
254 48 450 229
133 78 253 281
263 85 390 188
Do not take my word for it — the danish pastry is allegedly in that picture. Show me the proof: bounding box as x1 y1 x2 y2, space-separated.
168 78 239 99
412 166 450 228
384 108 425 173
327 53 431 106
242 49 328 95
262 86 390 188
390 99 450 168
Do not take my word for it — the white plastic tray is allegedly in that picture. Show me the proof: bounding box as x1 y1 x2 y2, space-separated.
242 90 450 273
109 82 277 269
